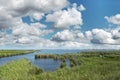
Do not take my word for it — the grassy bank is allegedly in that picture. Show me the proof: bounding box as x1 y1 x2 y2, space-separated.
37 57 120 80
0 59 43 80
0 50 36 58
0 50 120 80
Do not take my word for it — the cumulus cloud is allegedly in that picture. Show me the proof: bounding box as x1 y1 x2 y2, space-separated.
30 22 46 28
78 4 86 11
46 3 83 29
52 30 74 42
11 22 53 45
0 8 18 29
0 0 94 49
0 22 53 45
30 12 44 21
52 29 87 43
17 37 33 44
84 14 120 45
0 0 120 49
3 0 69 17
85 28 120 45
0 0 69 30
0 0 72 48
87 14 120 45
60 41 89 48
12 23 53 37
0 34 17 45
112 27 120 39
105 14 120 25
90 29 115 44
85 31 92 39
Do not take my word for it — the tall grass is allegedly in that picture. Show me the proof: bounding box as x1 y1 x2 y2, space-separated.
0 59 43 80
0 50 35 58
37 56 120 80
0 50 120 80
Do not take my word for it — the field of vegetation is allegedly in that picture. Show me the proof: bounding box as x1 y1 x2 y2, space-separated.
0 50 120 80
0 50 36 58
0 59 43 80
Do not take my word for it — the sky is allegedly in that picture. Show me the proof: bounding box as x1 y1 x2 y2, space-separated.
0 0 120 49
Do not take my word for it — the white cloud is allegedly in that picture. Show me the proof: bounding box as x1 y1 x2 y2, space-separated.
12 23 53 37
37 39 58 48
0 8 16 29
52 30 74 42
0 0 70 48
75 30 85 39
6 0 69 17
105 14 120 25
91 29 115 44
15 37 58 48
46 4 83 29
111 27 120 39
9 22 53 45
60 41 89 48
0 0 69 30
0 34 17 45
0 0 98 49
0 0 87 49
30 12 44 21
17 37 33 44
0 0 120 49
30 22 46 28
78 4 86 11
52 29 87 43
85 28 120 45
3 0 69 16
85 31 92 39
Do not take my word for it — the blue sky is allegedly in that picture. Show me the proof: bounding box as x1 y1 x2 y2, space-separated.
22 0 120 30
70 0 120 30
0 0 120 49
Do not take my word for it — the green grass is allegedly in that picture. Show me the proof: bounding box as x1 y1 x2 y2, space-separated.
0 50 35 58
0 59 43 80
36 51 120 80
0 50 120 80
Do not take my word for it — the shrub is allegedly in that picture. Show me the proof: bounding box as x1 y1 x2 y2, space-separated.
60 62 67 68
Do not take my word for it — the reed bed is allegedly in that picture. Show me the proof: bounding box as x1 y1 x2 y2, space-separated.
0 50 120 80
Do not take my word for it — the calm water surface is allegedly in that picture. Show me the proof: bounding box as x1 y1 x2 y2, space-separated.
0 49 81 71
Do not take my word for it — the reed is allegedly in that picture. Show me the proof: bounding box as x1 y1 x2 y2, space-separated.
0 50 36 58
0 50 120 80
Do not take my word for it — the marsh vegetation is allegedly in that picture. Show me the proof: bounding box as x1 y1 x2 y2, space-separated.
0 50 120 80
0 50 36 58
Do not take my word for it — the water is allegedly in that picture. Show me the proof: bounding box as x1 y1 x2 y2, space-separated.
0 49 81 71
39 49 81 54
